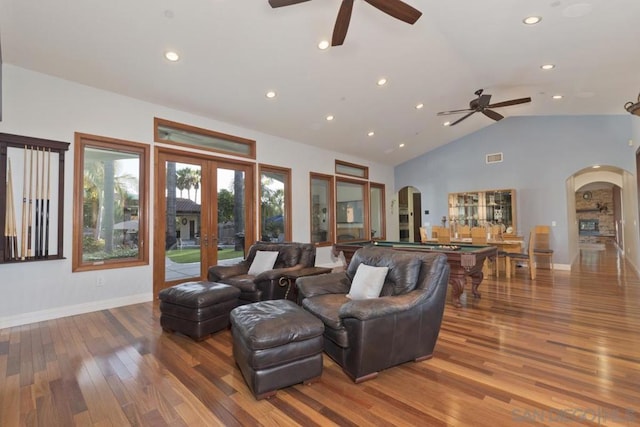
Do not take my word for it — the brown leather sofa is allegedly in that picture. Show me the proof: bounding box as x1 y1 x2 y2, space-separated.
297 245 450 383
207 241 316 305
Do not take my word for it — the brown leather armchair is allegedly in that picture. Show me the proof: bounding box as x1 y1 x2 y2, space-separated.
297 245 450 383
207 242 316 305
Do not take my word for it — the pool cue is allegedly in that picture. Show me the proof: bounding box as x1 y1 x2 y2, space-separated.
4 161 11 259
38 148 45 258
6 158 18 259
45 149 50 258
27 147 33 258
21 146 28 259
35 147 41 258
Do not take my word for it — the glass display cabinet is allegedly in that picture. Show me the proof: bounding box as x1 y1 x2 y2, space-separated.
448 189 516 234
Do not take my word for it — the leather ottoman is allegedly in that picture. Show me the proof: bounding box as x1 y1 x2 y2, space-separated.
159 281 240 341
230 299 324 400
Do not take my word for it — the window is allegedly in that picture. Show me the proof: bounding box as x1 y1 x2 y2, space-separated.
73 133 149 271
310 173 334 246
370 182 386 240
154 118 255 159
259 164 291 242
336 178 368 242
335 159 368 179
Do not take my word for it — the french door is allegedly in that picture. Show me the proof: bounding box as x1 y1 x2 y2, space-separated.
154 148 254 296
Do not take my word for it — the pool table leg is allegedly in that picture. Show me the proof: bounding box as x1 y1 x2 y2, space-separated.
450 269 484 308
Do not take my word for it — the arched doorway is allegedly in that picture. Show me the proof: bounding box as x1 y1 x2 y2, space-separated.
566 165 638 266
397 186 421 242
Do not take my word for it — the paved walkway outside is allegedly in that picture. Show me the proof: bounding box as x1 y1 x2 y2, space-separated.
165 256 243 282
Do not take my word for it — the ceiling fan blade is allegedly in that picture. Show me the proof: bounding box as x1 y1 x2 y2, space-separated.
332 0 354 46
268 0 311 7
437 108 474 116
478 94 492 108
364 0 422 24
487 97 532 109
449 111 476 126
482 109 504 121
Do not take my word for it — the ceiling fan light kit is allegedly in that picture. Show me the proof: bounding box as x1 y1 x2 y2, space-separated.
624 92 640 117
436 89 532 126
269 0 422 46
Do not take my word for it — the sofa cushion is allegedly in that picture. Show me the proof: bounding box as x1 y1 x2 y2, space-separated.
248 250 279 275
347 246 423 296
302 294 349 330
347 264 388 300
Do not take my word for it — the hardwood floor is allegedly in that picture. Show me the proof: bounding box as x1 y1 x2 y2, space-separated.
2 244 640 426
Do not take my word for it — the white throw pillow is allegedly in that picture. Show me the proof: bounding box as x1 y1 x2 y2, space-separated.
347 264 389 300
248 250 279 275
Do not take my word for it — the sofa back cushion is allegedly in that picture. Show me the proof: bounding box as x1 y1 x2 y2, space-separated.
346 246 423 296
245 242 316 270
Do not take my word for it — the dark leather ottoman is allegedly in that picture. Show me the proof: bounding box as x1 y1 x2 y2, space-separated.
159 281 241 341
230 299 324 400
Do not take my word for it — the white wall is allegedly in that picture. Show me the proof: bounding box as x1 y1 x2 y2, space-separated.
0 65 395 327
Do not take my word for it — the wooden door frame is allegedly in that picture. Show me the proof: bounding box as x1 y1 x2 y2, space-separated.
153 147 255 297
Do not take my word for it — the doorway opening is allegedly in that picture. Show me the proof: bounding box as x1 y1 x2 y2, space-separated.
398 186 421 242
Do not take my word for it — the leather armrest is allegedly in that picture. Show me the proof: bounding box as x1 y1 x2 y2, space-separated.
283 266 332 280
339 290 431 321
296 272 351 298
254 265 303 282
207 263 248 281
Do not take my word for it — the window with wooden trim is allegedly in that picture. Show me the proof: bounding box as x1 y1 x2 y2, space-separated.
72 133 149 272
335 159 368 179
310 173 334 246
370 182 386 240
154 117 256 159
259 164 291 242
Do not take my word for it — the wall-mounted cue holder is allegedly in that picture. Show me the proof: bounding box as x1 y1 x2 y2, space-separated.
1 133 69 263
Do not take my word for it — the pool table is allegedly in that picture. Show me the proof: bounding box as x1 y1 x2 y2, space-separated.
333 240 497 308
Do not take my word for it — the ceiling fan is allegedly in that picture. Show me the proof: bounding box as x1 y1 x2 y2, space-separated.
268 0 422 46
437 89 532 126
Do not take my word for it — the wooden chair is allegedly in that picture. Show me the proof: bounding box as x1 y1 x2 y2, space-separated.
431 226 442 239
533 225 554 270
437 227 451 244
506 229 536 280
457 225 471 238
419 227 428 243
470 227 487 244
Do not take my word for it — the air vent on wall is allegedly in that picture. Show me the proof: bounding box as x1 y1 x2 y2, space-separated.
486 152 503 164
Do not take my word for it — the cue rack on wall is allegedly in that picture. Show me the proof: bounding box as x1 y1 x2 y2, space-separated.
0 132 69 263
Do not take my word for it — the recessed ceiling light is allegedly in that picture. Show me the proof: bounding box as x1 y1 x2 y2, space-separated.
415 103 424 110
540 64 555 70
592 165 601 169
552 94 563 99
318 40 330 50
399 143 405 148
377 78 387 86
523 16 542 25
164 51 180 62
367 131 375 137
265 91 277 99
326 115 334 121
443 121 451 126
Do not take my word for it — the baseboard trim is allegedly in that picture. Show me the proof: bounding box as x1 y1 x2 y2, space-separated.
0 293 153 329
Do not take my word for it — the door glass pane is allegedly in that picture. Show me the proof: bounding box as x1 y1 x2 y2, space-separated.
336 180 366 241
311 176 332 244
260 169 287 242
217 168 246 263
370 184 385 239
164 161 202 281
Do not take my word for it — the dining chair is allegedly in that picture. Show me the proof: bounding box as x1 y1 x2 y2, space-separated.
506 229 536 280
533 225 554 270
437 227 451 244
419 227 428 243
457 225 471 238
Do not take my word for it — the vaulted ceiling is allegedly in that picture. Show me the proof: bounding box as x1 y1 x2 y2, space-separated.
1 0 639 165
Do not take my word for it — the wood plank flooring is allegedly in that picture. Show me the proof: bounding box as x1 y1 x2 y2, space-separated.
2 244 640 426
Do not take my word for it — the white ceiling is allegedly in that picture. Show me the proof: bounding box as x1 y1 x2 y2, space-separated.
2 0 640 166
